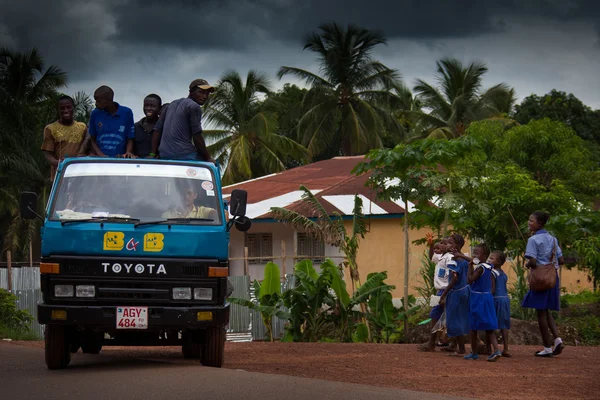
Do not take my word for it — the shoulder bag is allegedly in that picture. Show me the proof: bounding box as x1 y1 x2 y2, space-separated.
529 240 557 292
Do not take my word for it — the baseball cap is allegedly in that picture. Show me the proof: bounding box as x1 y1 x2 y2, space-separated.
189 79 215 93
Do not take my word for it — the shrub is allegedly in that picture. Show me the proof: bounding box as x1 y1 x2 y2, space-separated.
0 289 33 331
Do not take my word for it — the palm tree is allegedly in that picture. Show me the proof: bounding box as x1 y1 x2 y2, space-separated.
410 58 516 140
270 185 373 340
0 47 66 260
203 70 308 185
278 23 404 159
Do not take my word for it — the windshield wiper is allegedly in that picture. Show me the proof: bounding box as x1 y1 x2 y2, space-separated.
134 217 214 227
61 216 140 226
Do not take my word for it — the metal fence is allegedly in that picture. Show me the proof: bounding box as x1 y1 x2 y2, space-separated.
13 289 44 339
0 266 41 290
1 267 295 342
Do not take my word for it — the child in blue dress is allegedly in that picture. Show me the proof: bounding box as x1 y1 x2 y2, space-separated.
490 250 511 357
464 244 501 361
439 233 470 355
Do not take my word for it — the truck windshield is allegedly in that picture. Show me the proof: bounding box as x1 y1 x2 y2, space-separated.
49 162 221 225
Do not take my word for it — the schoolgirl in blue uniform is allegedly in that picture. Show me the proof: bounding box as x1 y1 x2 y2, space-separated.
522 211 565 357
464 244 501 361
439 233 470 355
490 250 511 357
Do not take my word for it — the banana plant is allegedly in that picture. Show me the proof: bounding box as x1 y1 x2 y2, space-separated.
229 262 290 342
282 258 398 342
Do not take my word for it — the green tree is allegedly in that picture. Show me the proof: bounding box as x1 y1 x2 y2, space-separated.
203 70 308 185
513 89 600 146
494 118 600 203
0 47 67 260
411 58 516 140
261 83 309 169
278 23 404 160
353 138 469 332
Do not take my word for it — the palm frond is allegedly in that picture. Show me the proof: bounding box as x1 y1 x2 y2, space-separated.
277 66 332 87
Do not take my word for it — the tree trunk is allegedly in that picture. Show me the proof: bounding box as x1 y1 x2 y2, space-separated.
443 178 452 235
403 199 410 335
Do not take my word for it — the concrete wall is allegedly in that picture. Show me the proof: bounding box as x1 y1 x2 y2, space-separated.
346 218 436 298
228 221 342 280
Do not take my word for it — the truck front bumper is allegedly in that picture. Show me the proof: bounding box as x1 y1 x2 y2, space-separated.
38 303 230 329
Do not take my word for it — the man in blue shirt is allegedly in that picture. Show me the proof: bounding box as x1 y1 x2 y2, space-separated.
150 79 214 163
89 86 135 158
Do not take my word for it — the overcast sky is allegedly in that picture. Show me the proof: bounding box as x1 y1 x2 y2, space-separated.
1 0 599 120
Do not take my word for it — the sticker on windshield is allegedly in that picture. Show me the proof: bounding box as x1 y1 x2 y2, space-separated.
206 190 215 197
104 232 125 251
143 233 164 252
186 168 197 177
201 181 213 191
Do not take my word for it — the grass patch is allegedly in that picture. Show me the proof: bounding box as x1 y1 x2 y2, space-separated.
561 291 600 307
0 324 40 341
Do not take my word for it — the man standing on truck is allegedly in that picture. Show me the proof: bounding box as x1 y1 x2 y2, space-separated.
150 79 215 163
88 86 136 159
133 94 162 158
41 95 89 181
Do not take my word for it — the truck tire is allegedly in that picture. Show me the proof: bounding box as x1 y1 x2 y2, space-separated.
45 325 71 370
201 326 225 368
182 331 201 359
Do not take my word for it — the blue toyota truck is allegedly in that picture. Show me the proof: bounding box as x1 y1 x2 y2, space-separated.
20 157 250 369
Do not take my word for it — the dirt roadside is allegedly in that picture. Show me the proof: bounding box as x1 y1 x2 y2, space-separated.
6 340 600 400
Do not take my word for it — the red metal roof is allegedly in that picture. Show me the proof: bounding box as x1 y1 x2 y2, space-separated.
222 156 407 219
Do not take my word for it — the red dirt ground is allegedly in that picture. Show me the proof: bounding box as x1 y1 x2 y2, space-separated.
7 341 600 400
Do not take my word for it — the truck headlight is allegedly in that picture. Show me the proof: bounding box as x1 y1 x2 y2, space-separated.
194 288 213 300
172 287 192 300
54 285 74 297
76 285 95 298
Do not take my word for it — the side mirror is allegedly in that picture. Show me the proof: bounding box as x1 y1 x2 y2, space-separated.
20 192 40 220
234 216 252 232
229 189 247 217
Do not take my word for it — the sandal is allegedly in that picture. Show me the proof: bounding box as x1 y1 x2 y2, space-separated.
502 352 512 358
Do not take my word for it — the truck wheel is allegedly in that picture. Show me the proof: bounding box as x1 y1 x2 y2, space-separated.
182 331 201 359
45 325 71 370
201 326 225 368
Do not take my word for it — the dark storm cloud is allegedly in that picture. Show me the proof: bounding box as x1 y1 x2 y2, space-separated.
0 0 117 80
1 0 599 79
112 0 600 48
2 0 600 115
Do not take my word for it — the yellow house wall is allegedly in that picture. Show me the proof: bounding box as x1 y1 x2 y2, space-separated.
346 218 593 299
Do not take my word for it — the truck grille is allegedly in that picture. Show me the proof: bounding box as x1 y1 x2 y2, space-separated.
46 277 220 305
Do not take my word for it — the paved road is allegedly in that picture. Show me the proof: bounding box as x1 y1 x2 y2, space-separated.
0 342 465 400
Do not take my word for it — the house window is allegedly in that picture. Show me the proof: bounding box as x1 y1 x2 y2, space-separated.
246 233 273 264
297 233 325 263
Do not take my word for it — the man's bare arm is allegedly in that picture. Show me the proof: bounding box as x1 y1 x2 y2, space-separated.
43 151 60 167
90 137 107 157
193 134 214 163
